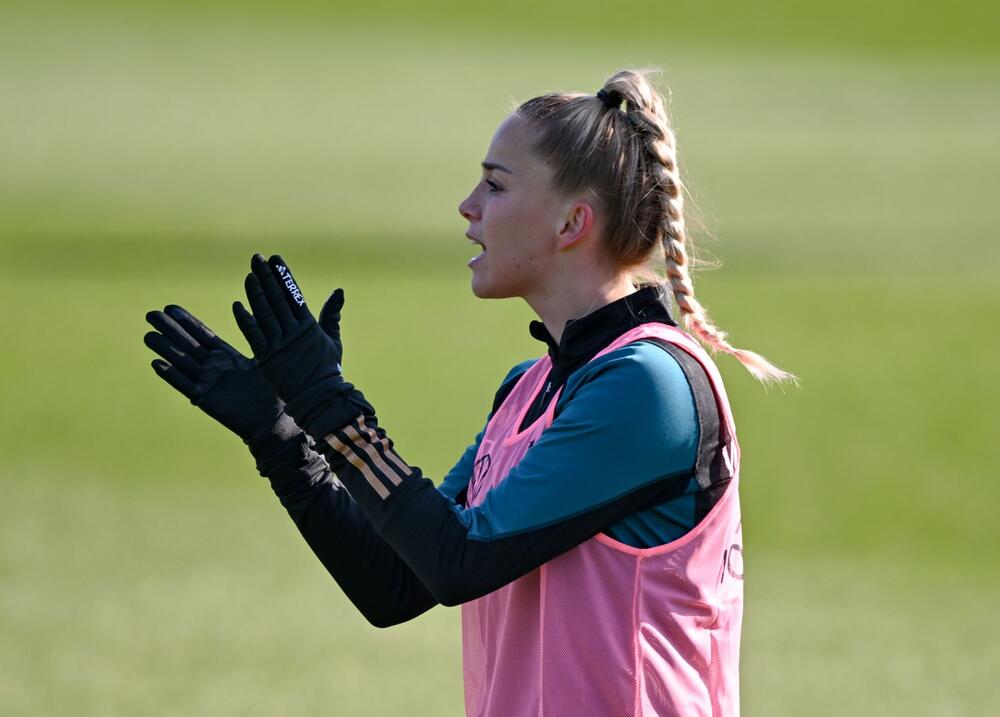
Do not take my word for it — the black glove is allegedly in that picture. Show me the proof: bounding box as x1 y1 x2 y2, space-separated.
145 304 294 444
232 253 373 438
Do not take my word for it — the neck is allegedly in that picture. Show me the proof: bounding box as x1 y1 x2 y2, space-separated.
525 273 636 345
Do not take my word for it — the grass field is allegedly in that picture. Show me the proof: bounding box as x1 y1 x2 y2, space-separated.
2 5 999 715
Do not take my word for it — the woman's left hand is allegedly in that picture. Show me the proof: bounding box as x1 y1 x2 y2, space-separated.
144 304 286 443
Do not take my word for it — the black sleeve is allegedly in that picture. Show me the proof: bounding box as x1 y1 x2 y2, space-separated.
248 418 438 627
313 415 694 608
308 346 714 607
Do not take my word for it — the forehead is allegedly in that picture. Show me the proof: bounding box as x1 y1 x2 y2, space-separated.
485 114 544 172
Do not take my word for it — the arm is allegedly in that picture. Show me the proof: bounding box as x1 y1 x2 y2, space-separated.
261 360 531 618
436 360 534 506
231 256 699 606
314 344 699 606
248 418 439 627
143 303 434 626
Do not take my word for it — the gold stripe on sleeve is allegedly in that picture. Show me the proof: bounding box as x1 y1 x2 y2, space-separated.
325 432 391 499
342 424 404 487
358 416 414 478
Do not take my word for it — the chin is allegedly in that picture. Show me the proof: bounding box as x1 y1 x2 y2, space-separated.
470 274 515 300
470 280 500 299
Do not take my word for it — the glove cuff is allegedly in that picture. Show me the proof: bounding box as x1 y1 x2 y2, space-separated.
284 376 376 439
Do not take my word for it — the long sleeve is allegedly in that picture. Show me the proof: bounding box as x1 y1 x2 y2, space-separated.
248 416 437 627
435 359 535 506
311 343 702 607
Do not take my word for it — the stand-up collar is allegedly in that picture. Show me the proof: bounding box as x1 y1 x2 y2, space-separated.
528 284 677 378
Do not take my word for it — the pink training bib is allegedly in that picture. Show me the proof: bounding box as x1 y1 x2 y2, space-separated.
461 323 743 716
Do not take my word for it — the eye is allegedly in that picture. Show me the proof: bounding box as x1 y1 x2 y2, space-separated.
485 179 503 193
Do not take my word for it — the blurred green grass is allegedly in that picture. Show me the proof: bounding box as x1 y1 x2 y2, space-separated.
8 0 1000 58
2 6 999 716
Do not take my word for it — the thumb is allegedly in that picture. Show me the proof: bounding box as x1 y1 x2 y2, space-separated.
318 288 345 339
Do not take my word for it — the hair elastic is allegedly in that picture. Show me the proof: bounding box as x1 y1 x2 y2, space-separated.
596 88 623 110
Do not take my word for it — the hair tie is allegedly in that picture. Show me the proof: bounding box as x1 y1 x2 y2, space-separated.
596 88 623 110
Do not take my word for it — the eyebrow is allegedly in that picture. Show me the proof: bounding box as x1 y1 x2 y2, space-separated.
481 161 513 174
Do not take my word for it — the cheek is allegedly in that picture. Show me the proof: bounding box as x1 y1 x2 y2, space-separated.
485 193 547 241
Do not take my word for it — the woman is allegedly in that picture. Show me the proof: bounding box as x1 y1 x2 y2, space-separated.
144 69 793 716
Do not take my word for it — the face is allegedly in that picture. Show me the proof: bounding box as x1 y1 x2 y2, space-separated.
458 114 567 299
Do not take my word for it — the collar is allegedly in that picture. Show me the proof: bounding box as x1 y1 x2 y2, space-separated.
528 284 677 377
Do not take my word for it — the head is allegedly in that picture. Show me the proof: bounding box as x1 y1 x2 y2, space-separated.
457 113 608 305
460 69 795 384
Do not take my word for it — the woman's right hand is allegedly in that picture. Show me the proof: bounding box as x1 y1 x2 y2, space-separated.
231 254 371 439
144 304 287 444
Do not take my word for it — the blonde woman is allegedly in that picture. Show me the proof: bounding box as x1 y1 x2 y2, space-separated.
145 69 793 715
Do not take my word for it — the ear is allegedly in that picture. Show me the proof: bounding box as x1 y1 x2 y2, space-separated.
555 200 595 251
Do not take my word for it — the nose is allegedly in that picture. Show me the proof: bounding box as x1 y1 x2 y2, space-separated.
458 190 480 222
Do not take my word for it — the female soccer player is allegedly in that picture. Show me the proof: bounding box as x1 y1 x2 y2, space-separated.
144 69 793 715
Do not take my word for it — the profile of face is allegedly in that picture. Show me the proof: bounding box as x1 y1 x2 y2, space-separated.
458 114 579 300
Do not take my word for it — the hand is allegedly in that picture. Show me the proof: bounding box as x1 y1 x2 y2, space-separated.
144 304 285 443
232 254 373 437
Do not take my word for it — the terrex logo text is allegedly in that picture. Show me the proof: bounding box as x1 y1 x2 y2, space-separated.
275 264 306 306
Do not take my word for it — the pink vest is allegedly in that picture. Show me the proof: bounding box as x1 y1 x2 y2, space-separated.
461 323 743 716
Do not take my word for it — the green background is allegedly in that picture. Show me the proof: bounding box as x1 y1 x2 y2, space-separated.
2 1 998 714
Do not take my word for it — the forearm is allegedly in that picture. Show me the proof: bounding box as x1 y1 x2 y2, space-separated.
312 414 680 607
316 438 492 606
249 422 438 626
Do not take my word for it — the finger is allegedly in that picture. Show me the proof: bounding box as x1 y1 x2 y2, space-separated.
318 288 344 338
244 271 281 343
164 305 218 348
232 300 269 357
145 310 207 361
252 253 297 329
268 254 310 320
144 330 202 380
167 304 246 359
151 359 198 400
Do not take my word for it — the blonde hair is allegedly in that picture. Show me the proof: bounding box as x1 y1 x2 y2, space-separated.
516 69 796 385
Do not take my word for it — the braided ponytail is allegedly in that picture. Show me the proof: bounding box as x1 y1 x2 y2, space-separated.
613 71 796 385
518 69 796 386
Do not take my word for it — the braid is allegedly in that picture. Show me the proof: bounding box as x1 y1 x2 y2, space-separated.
517 69 796 386
619 72 797 385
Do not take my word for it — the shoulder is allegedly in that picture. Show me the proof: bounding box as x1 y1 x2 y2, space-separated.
555 340 701 457
565 340 695 413
500 358 537 386
490 358 537 414
554 340 700 464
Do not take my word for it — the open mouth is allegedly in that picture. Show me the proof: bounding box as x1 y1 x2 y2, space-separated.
467 234 486 266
